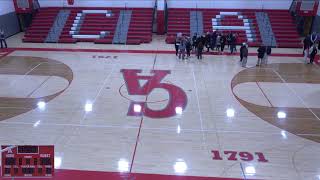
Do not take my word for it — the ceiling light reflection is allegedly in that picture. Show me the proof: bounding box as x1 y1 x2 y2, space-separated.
245 166 256 175
226 108 235 117
33 120 41 127
37 101 46 110
85 103 93 112
54 156 62 169
175 107 183 115
281 130 287 139
118 158 129 172
134 104 141 113
277 111 286 119
174 159 187 174
177 125 181 134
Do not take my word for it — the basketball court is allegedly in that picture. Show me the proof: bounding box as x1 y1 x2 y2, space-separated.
0 35 319 180
1 0 320 179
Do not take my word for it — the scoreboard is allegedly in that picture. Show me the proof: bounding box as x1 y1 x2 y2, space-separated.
1 145 54 178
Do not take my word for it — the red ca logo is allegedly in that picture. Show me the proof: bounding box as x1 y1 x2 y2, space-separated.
120 69 188 118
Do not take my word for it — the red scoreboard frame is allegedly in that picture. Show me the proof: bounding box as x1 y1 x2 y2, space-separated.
1 145 54 178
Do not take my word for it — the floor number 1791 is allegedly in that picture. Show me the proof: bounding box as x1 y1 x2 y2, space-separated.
211 150 268 163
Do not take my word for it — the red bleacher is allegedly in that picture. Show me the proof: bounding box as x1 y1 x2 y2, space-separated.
127 9 153 44
23 7 153 45
23 8 60 43
265 10 301 48
166 8 301 48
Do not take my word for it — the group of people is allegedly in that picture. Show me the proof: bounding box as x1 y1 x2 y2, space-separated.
174 30 274 68
0 29 7 49
303 32 319 64
174 31 239 60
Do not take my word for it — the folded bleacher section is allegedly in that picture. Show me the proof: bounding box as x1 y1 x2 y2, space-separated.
23 7 153 45
23 8 60 42
166 8 302 48
266 10 301 48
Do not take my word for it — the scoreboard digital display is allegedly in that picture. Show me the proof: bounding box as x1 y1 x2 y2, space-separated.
18 146 39 154
1 145 54 178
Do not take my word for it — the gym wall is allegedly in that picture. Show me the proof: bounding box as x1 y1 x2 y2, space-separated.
0 0 20 38
312 3 320 33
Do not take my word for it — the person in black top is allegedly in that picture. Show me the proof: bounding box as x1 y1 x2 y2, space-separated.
309 44 318 64
210 30 217 51
0 29 7 49
192 33 198 50
239 43 246 62
230 34 237 54
205 32 211 52
186 37 192 58
241 43 249 67
263 46 272 65
220 33 226 53
303 36 311 55
256 46 266 66
227 31 232 49
174 35 181 56
197 39 204 60
310 32 318 46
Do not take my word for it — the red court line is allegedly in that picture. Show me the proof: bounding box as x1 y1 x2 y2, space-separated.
129 115 144 173
129 55 158 172
0 49 14 59
5 47 312 58
256 82 274 107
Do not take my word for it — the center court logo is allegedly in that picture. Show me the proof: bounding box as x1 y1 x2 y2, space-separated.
120 69 188 118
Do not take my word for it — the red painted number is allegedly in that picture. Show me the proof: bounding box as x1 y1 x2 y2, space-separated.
211 150 268 163
239 152 254 161
224 151 238 161
211 150 223 160
255 152 269 162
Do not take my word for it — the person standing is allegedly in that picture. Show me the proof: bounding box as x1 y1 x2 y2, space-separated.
230 34 236 54
303 36 311 55
210 30 217 51
256 46 266 66
216 34 221 52
174 35 181 56
186 37 192 59
241 43 248 67
239 42 246 62
263 46 272 65
227 32 232 49
0 29 7 49
205 32 211 52
178 37 186 60
192 33 198 51
310 32 318 46
220 33 226 53
309 44 318 64
196 39 204 60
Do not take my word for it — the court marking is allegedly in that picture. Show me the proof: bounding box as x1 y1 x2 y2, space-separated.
271 68 320 122
129 53 158 173
255 82 274 107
